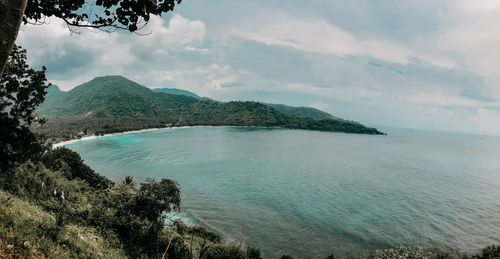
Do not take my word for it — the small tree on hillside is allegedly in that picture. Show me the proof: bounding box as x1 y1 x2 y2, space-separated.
0 44 49 170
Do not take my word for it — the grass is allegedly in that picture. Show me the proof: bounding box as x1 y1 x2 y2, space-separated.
0 190 126 258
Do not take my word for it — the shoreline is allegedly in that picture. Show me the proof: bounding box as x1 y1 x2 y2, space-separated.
52 125 282 148
52 126 205 147
52 123 385 148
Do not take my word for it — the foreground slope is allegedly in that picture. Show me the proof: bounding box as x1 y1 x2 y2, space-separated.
36 76 383 142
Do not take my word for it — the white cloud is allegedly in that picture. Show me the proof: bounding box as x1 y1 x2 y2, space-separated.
233 11 455 67
138 14 205 45
208 76 237 90
16 14 206 90
145 63 239 97
408 93 487 108
435 0 500 96
185 46 209 52
284 83 381 101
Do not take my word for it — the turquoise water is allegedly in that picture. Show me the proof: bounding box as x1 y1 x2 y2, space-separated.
66 127 500 257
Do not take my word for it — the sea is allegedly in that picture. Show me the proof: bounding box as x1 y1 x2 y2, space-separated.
65 126 500 257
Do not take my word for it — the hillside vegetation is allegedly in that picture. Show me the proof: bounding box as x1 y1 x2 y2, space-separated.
151 88 339 121
0 148 263 258
35 76 384 143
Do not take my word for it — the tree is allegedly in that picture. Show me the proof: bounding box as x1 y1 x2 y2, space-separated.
132 177 181 220
42 147 113 189
0 44 49 170
0 0 182 78
111 177 181 257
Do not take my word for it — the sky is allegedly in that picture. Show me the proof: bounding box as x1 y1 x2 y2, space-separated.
16 0 500 135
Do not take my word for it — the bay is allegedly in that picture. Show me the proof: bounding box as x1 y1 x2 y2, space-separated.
66 127 500 257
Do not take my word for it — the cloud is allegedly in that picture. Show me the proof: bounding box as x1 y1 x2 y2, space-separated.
435 0 500 95
16 14 206 90
232 11 455 67
136 14 205 45
407 93 493 108
13 1 500 134
185 46 209 52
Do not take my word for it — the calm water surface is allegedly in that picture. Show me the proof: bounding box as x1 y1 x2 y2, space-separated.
66 127 500 257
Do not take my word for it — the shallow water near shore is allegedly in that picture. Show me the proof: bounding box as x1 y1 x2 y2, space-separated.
66 127 500 257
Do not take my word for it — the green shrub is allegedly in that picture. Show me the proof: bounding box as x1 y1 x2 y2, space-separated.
476 245 500 259
42 147 112 189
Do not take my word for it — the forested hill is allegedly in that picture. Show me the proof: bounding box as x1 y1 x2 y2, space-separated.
36 76 384 141
151 88 338 121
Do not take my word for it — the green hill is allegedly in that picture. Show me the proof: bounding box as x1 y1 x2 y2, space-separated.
38 76 199 118
35 75 384 141
150 86 338 121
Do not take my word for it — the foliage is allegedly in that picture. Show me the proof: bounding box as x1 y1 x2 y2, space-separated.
24 0 181 32
0 45 49 170
476 245 500 259
246 247 264 259
42 147 112 189
0 189 127 258
151 88 336 121
135 177 181 220
199 243 246 259
0 157 261 258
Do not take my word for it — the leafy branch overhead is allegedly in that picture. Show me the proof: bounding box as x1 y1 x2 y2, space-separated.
24 0 182 32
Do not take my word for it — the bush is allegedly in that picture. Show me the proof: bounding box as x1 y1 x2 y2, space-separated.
42 147 112 189
476 245 500 259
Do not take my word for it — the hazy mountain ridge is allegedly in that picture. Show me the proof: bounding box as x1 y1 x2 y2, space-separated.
36 75 384 141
